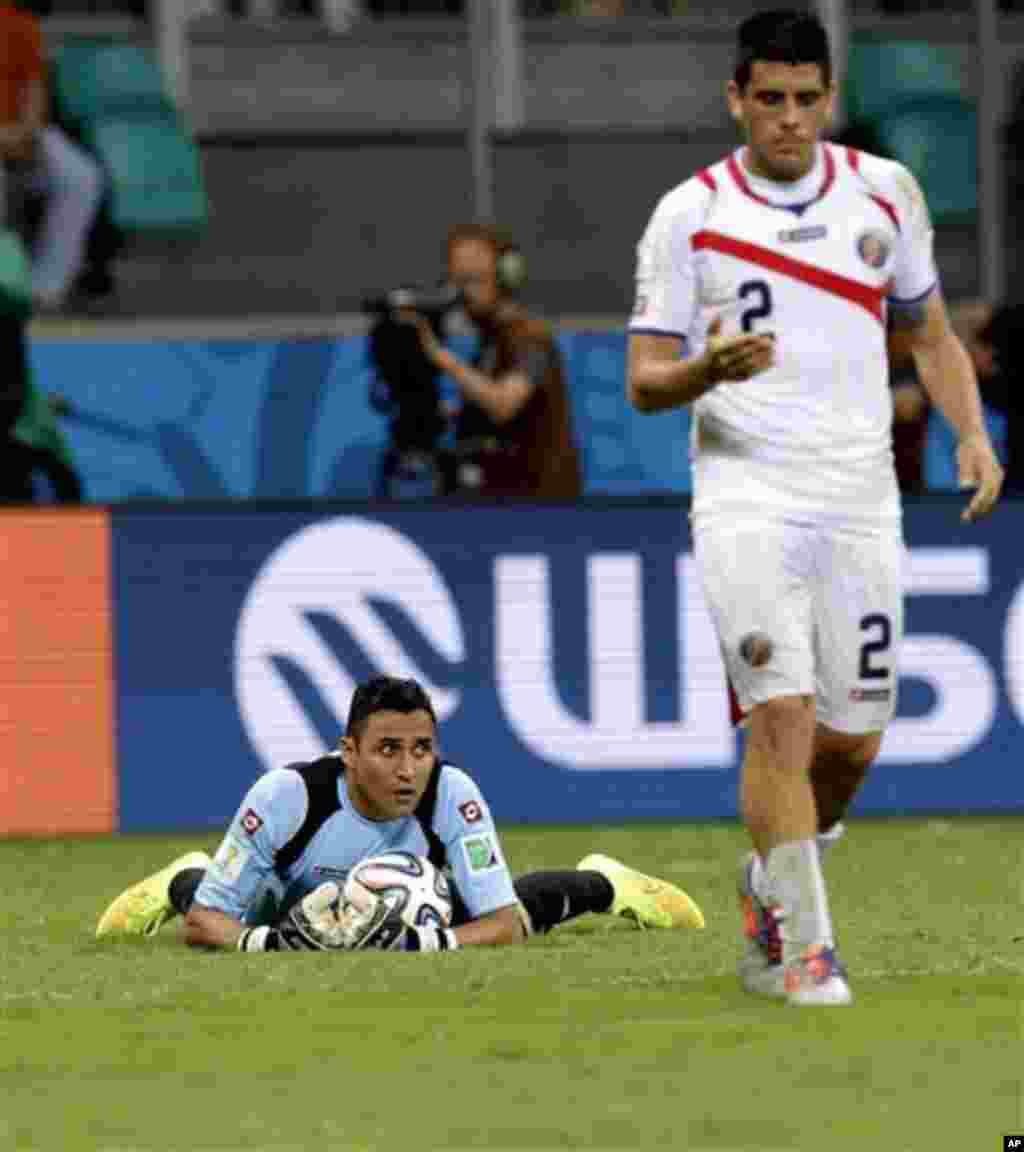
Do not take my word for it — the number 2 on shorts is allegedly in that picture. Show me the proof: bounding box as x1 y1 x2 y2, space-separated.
858 613 891 681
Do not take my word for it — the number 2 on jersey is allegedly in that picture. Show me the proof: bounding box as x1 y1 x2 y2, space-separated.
738 280 773 333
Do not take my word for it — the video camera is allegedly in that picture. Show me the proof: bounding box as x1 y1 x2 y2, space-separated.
361 284 463 323
362 285 464 497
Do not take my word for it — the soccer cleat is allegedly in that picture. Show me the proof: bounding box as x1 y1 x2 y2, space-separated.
578 853 705 930
784 944 853 1006
95 851 211 938
737 851 786 999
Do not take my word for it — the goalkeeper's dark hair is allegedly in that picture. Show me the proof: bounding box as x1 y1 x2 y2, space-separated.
346 676 437 742
734 10 831 91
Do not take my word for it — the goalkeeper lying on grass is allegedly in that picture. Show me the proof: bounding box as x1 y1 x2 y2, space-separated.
97 675 705 953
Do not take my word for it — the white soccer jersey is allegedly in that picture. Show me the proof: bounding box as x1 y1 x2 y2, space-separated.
630 144 939 522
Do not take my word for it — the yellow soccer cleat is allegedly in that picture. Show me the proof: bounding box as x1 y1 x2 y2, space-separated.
578 853 705 930
96 851 211 938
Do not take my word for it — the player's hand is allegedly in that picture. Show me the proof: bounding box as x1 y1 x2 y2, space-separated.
276 882 348 950
397 308 445 369
703 315 776 385
335 883 409 951
957 431 1004 522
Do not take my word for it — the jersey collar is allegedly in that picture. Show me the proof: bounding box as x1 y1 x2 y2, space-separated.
727 145 835 215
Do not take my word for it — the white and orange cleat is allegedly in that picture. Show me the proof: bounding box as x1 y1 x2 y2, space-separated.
784 944 853 1006
737 851 786 999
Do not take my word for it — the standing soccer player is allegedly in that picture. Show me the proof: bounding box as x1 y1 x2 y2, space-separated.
628 10 1003 1005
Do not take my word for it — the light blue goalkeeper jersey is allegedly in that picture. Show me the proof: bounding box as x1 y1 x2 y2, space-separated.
194 754 518 926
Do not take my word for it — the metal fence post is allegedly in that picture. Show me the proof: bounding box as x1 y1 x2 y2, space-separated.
468 0 495 224
153 0 191 115
494 0 526 131
976 0 1005 302
816 0 848 134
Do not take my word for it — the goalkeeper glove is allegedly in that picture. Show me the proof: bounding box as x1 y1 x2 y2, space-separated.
337 885 459 953
237 882 346 952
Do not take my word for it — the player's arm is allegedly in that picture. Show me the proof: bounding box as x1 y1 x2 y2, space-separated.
880 160 1003 520
628 323 775 413
184 770 308 951
441 770 526 947
891 291 1004 521
627 182 776 413
185 904 246 950
451 903 525 947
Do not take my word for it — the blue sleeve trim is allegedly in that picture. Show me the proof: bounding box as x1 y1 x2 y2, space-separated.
887 282 938 308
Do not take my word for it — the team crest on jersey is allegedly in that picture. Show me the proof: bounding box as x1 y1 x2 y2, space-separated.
240 808 264 836
458 800 483 824
856 230 890 269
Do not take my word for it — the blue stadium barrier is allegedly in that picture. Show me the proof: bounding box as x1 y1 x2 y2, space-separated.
31 333 995 502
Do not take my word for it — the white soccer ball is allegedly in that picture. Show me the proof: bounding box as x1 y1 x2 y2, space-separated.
343 851 453 929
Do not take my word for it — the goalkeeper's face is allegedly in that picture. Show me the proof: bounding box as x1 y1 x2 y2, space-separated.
341 709 437 822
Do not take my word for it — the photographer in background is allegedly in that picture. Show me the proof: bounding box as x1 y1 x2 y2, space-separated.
402 225 582 501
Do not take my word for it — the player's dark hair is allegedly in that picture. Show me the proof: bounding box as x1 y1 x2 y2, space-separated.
345 675 437 742
734 10 831 91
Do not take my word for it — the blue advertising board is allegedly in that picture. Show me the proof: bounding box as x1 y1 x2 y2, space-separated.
30 334 991 501
113 501 1024 831
31 333 694 501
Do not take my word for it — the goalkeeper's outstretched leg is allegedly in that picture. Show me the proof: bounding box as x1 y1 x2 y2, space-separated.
509 856 704 935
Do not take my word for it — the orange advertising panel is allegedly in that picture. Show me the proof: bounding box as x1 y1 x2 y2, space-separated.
0 510 115 836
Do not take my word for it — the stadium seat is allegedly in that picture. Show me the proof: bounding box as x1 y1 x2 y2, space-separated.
0 229 33 321
869 96 977 221
52 41 169 131
842 40 975 223
51 39 208 237
83 112 209 233
845 40 965 126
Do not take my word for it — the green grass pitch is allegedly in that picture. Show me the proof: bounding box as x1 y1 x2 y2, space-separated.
1 819 1021 1152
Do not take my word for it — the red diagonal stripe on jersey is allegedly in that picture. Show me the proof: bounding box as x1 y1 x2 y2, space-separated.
692 230 885 323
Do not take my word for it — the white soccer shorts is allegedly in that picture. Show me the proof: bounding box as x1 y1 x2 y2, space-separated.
693 514 904 734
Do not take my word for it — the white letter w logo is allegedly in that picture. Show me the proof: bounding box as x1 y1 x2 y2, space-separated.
494 554 732 769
